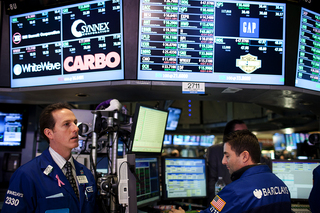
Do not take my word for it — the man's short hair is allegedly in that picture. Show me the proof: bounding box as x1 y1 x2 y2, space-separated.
223 119 246 142
224 129 261 163
39 102 72 143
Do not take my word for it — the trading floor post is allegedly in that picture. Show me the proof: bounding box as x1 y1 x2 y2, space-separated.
91 110 99 178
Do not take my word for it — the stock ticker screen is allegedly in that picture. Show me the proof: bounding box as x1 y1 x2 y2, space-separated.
295 7 320 92
10 0 123 88
137 0 286 85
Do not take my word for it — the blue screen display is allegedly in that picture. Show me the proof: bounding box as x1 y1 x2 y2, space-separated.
138 0 286 85
10 0 124 88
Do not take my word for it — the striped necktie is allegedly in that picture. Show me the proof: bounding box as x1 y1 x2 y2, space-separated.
64 161 79 199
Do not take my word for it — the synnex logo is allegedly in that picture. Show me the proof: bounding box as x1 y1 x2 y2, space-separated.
71 19 109 38
13 61 61 76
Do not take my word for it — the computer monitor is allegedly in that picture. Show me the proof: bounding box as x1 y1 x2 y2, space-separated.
137 0 286 85
0 111 26 148
200 135 215 147
135 157 161 207
272 159 320 202
285 133 298 150
273 133 286 151
295 7 320 91
10 0 124 88
161 157 207 200
163 134 172 145
166 107 182 131
173 135 200 146
129 104 168 155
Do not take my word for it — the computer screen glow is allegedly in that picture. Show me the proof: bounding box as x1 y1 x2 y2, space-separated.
10 0 123 88
272 160 320 200
138 0 286 85
130 105 168 153
162 157 207 199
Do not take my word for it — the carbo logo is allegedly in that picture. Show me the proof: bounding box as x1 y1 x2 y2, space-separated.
71 19 109 38
13 61 61 76
64 52 120 72
240 17 259 38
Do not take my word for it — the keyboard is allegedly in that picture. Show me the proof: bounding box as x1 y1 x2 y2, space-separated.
291 204 311 213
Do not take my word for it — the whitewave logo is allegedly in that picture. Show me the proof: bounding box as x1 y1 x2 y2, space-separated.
71 19 109 38
13 61 61 76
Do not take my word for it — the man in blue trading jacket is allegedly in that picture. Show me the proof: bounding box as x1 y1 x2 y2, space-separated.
170 130 291 213
309 164 320 212
2 103 97 213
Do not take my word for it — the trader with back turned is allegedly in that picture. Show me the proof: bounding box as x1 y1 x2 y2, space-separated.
2 103 97 213
170 130 291 213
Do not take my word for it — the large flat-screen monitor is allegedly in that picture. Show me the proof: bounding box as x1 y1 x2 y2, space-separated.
10 0 123 88
137 0 286 85
273 133 286 151
173 135 200 146
161 157 207 199
295 7 320 91
200 135 215 147
0 112 26 148
285 133 298 150
272 160 320 202
135 157 161 207
163 134 172 145
129 104 168 155
166 107 182 131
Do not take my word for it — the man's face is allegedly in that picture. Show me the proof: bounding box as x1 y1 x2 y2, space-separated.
49 108 79 151
233 123 247 131
222 142 244 175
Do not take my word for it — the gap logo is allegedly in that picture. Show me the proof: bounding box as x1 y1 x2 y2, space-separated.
240 17 259 38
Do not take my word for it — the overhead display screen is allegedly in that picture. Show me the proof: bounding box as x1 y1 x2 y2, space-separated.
295 8 320 91
10 0 123 88
137 0 286 85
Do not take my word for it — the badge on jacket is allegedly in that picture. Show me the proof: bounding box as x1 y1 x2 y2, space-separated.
43 165 53 176
77 175 88 184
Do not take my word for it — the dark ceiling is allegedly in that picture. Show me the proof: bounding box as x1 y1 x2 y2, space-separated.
1 0 320 134
1 80 319 134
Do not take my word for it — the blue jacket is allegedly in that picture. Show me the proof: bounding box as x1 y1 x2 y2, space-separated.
202 165 291 213
309 165 320 213
1 148 97 213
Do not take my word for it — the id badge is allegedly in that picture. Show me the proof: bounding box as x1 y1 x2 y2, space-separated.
77 175 88 184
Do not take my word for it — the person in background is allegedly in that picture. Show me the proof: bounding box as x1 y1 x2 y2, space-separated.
206 119 248 203
1 103 97 213
170 130 291 213
171 149 180 157
309 164 320 212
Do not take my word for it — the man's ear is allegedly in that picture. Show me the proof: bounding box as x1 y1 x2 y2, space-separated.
44 128 53 140
241 151 250 163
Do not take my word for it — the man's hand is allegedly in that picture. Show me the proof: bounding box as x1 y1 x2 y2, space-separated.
169 207 185 213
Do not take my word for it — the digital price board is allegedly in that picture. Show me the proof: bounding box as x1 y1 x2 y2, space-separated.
10 0 123 88
295 7 320 91
137 0 286 85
